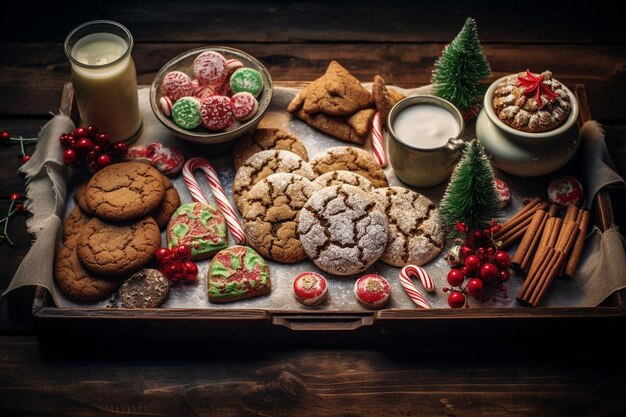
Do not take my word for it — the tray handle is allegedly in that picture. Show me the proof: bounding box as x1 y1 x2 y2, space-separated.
271 313 374 331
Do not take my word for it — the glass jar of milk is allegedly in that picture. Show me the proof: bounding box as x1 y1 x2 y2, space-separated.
65 21 142 143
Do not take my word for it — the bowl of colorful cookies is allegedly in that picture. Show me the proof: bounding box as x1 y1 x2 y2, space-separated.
150 46 273 145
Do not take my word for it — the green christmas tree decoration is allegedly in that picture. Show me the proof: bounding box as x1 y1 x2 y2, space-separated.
431 17 491 115
439 140 500 236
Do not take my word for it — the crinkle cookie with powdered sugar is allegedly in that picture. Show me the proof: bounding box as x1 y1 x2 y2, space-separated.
312 170 374 192
297 184 388 276
372 186 444 267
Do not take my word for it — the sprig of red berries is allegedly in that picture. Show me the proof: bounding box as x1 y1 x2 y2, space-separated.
155 244 198 283
443 220 511 308
59 125 128 172
1 131 38 164
0 193 27 246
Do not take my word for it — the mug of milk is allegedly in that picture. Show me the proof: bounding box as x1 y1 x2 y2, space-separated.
65 21 142 143
387 95 465 188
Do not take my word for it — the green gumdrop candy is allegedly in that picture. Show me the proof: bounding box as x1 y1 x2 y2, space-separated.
172 97 202 130
229 68 263 97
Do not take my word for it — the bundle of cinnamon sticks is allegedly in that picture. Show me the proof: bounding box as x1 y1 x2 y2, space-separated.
494 199 591 306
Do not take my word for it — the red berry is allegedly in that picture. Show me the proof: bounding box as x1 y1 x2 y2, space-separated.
491 223 502 233
480 263 498 283
183 261 198 282
97 154 112 169
498 269 511 282
10 193 21 201
173 244 192 261
21 155 30 163
14 202 26 213
460 246 474 258
75 138 94 153
87 124 99 138
472 230 483 240
467 278 484 297
73 126 88 139
87 150 99 162
494 251 511 268
63 148 78 165
95 133 110 148
448 291 466 308
92 145 102 154
460 266 470 276
111 142 128 157
167 261 186 281
59 134 74 148
447 269 465 287
464 254 481 272
1 131 10 142
155 247 172 263
483 228 492 237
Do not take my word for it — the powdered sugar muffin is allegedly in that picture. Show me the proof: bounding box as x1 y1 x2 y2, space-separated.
492 70 571 133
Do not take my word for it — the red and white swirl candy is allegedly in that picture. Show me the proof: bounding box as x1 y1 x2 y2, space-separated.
147 143 185 176
159 96 173 117
399 265 435 309
182 157 245 245
371 112 387 167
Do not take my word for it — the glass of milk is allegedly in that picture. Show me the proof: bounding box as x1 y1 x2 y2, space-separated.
65 20 142 143
387 96 465 187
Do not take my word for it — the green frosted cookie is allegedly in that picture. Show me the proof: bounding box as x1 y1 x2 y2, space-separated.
229 68 264 97
172 97 202 129
208 245 271 303
166 202 227 260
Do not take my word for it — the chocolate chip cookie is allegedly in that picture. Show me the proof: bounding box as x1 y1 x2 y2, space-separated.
54 235 120 302
372 187 444 267
232 150 316 212
150 175 181 229
77 216 161 276
241 173 318 263
297 184 388 275
310 147 388 188
312 170 374 192
119 268 170 308
233 128 309 170
62 206 91 241
85 162 166 222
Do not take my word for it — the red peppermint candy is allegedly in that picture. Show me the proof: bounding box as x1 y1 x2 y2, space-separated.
193 51 227 86
162 71 193 102
201 95 233 131
147 142 185 176
230 92 259 121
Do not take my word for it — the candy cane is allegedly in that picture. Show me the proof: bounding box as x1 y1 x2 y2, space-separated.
371 112 387 167
183 157 246 244
399 265 435 309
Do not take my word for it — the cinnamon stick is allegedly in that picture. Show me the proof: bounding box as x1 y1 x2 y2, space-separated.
547 203 559 218
530 220 580 305
517 245 551 301
511 209 547 270
563 205 579 224
564 210 591 278
494 199 544 240
498 216 533 248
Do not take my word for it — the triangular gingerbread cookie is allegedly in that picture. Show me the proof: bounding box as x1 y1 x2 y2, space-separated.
288 61 374 116
293 108 374 145
373 75 406 128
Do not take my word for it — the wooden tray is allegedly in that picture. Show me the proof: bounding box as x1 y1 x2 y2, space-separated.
32 82 626 349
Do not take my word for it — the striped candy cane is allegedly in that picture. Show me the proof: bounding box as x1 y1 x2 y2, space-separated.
183 157 245 245
399 265 435 309
371 112 387 167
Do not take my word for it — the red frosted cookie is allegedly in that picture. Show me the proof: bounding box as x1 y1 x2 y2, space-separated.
201 95 233 131
354 274 391 309
293 272 328 306
166 202 228 261
162 71 193 102
193 51 227 86
208 245 271 303
230 92 259 121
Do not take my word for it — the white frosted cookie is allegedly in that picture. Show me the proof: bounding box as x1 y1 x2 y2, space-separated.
297 184 388 275
372 186 444 267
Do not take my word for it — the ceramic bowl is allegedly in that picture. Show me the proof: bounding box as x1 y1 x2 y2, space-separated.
150 46 273 145
476 74 580 177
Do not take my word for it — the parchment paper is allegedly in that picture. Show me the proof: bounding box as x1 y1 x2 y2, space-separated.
7 84 626 310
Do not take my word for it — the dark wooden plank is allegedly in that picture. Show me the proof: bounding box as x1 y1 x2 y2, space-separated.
1 42 625 122
2 1 624 44
0 336 625 417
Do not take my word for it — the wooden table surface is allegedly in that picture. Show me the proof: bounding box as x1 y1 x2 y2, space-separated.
2 2 626 416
